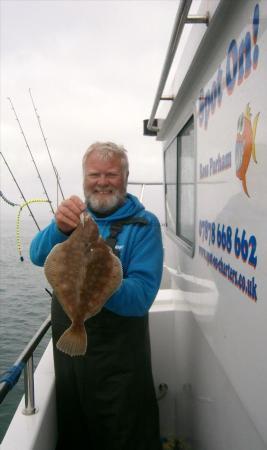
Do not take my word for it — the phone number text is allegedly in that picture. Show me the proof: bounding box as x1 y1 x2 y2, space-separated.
199 220 257 268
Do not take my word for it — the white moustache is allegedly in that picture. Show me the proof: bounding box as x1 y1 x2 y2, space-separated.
94 188 115 193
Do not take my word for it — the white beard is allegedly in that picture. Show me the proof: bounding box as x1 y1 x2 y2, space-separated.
85 189 125 213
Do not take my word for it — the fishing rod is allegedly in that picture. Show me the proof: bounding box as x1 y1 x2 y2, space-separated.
0 151 41 230
0 190 20 207
28 88 65 201
7 97 55 214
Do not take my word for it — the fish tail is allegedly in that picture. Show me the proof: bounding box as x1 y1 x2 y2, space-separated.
242 176 250 197
56 323 87 357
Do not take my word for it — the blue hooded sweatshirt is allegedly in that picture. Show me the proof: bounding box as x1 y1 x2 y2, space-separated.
30 194 163 317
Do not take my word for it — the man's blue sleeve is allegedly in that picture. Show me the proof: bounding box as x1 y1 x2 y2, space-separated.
105 215 164 316
30 220 69 267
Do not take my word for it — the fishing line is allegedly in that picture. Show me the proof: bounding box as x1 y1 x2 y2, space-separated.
16 199 50 262
29 88 65 203
0 190 20 207
45 288 53 297
1 151 41 230
7 97 55 214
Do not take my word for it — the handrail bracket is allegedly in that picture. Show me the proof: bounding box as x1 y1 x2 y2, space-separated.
186 13 209 26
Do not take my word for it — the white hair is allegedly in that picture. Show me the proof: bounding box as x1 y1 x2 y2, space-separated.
82 141 129 180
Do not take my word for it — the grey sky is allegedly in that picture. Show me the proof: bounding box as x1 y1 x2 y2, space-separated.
1 0 178 221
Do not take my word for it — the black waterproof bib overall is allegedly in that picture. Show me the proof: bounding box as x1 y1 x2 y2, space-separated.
52 219 162 450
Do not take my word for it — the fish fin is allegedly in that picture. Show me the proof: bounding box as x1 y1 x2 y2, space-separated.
252 112 260 163
56 323 87 357
242 176 250 197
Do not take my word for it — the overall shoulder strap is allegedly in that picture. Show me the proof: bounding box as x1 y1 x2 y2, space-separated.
105 216 148 256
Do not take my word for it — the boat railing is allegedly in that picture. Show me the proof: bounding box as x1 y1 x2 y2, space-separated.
147 0 209 133
128 181 166 227
0 314 51 415
128 181 163 202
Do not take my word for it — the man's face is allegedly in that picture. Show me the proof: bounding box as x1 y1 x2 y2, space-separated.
83 152 128 213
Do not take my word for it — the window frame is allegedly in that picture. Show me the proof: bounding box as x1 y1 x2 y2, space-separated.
163 115 196 257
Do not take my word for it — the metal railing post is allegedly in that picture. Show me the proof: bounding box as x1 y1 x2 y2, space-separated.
140 184 145 202
23 355 37 415
0 314 51 409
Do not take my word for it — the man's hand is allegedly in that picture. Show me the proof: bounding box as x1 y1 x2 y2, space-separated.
55 195 86 234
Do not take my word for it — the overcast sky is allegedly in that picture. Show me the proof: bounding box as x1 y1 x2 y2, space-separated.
1 0 178 222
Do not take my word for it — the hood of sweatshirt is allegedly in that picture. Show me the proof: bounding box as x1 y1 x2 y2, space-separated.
89 193 145 222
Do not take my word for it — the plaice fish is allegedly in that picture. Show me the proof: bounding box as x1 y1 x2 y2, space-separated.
44 212 122 357
235 103 260 197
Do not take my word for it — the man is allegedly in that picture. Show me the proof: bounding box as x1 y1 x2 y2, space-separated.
30 141 163 450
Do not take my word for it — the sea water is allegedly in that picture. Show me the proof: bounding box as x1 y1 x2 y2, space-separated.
0 213 52 442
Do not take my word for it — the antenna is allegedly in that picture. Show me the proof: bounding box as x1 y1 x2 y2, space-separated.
7 97 55 214
28 88 65 201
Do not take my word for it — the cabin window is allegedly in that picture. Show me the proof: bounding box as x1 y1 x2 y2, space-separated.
164 139 177 234
164 116 195 251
